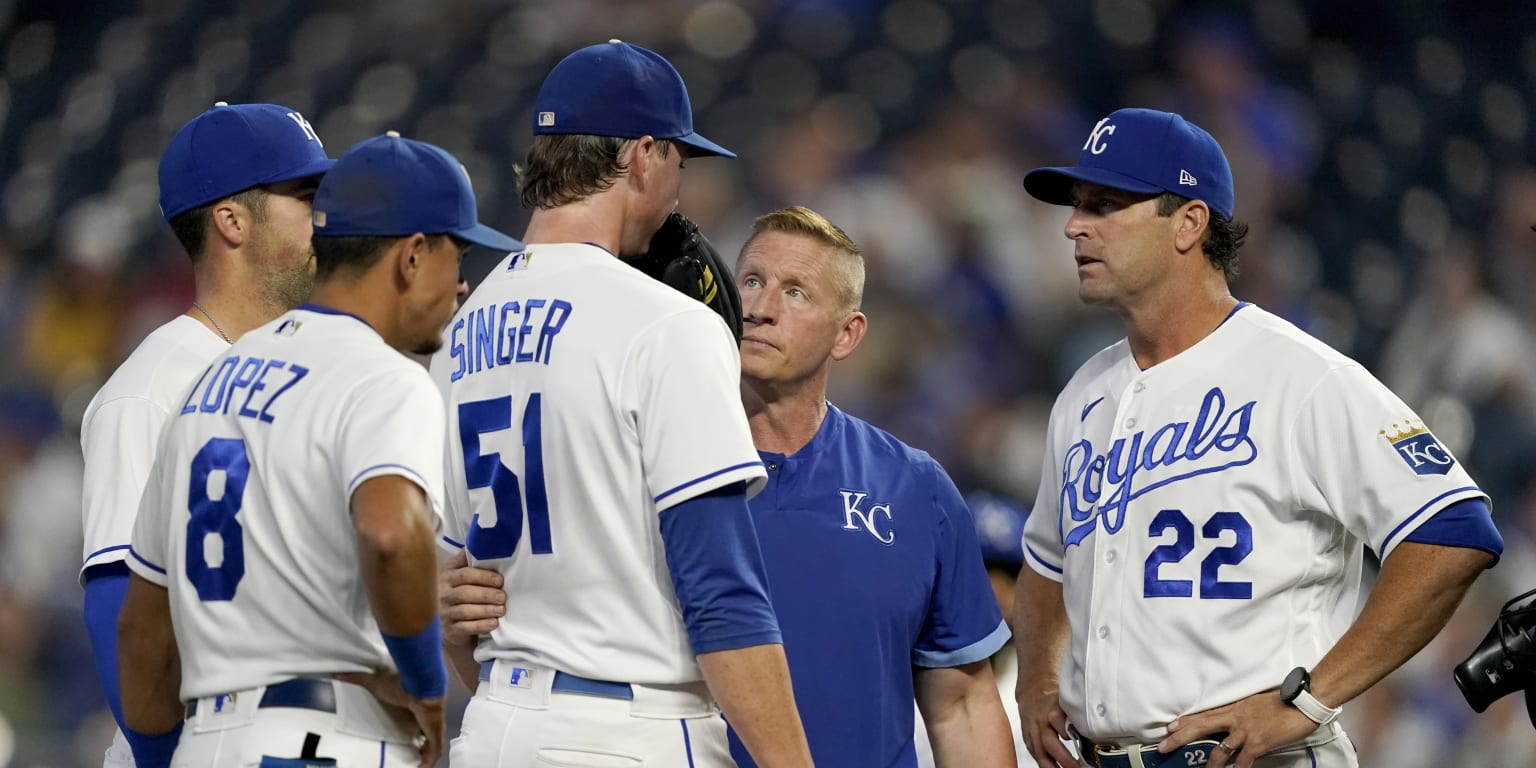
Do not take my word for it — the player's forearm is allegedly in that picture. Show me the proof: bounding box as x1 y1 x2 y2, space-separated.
354 480 441 634
117 575 183 735
696 643 814 768
918 661 1016 768
443 635 481 694
1309 541 1493 707
1014 568 1070 702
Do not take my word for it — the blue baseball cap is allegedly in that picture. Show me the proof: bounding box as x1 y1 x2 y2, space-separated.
532 39 735 159
968 492 1028 568
158 102 335 220
1023 108 1235 219
311 132 523 252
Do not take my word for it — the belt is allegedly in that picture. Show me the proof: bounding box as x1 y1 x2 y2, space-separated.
477 660 634 701
1079 733 1228 768
185 677 337 718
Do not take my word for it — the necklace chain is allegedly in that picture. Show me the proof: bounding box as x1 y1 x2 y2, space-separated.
191 301 232 344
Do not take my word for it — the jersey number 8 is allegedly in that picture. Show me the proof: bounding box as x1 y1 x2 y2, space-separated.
459 394 551 560
186 437 251 601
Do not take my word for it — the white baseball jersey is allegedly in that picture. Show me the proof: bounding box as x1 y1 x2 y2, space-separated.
1023 304 1487 742
127 307 447 699
428 242 766 686
82 315 227 578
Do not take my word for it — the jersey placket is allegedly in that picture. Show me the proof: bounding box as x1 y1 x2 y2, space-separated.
1083 370 1150 735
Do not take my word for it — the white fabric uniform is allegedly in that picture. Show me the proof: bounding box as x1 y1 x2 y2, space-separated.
428 243 766 767
127 307 447 766
82 315 227 578
1023 304 1484 753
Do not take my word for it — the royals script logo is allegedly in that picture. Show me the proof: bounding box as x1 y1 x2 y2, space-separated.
1060 387 1258 547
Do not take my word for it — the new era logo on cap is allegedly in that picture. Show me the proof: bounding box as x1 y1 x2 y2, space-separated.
1022 108 1235 219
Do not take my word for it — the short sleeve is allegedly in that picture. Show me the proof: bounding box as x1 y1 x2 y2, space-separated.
127 429 177 588
337 365 448 520
913 461 1010 667
1290 364 1487 559
82 396 171 572
1022 405 1066 580
627 308 765 512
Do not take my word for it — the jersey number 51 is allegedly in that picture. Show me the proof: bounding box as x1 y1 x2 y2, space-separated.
459 394 551 560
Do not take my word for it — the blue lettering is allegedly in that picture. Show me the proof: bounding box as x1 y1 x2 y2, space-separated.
239 360 285 420
537 300 572 364
474 307 493 374
449 318 466 383
497 302 518 364
515 299 545 363
1058 387 1259 548
257 364 309 423
199 357 239 413
181 365 215 415
223 358 264 414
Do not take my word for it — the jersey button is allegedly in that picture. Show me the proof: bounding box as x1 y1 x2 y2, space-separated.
1104 550 1117 563
767 462 778 471
1133 382 1146 393
1097 626 1110 639
1124 417 1136 428
1095 704 1107 717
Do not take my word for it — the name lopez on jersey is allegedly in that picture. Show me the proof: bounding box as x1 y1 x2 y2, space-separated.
178 356 309 423
1060 386 1257 547
448 298 572 382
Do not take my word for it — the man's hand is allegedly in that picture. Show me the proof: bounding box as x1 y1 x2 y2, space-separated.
335 670 446 768
1159 691 1317 768
1017 688 1078 768
439 548 505 644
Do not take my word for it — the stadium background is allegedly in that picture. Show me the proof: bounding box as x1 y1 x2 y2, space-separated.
1 0 1535 764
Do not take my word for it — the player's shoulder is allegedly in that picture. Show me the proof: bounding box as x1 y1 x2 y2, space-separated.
1058 337 1132 396
85 315 225 419
473 241 719 328
1226 304 1360 375
831 405 950 481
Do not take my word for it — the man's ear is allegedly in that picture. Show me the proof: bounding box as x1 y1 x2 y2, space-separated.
209 198 249 248
396 232 429 286
1173 199 1210 254
830 311 868 362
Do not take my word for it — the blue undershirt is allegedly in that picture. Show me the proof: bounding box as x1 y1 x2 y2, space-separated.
1399 497 1502 561
659 481 782 653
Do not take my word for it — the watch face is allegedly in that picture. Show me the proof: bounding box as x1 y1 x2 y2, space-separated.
1281 667 1309 702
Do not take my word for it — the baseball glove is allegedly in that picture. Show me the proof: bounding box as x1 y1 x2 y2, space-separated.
632 212 743 342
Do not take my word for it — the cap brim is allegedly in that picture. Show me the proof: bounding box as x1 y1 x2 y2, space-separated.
1022 165 1166 206
265 157 337 185
455 222 524 252
673 132 736 159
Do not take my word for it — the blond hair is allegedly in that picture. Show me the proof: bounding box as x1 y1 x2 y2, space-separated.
746 206 865 313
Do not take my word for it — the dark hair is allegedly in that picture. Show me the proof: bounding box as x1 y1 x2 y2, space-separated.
516 134 671 210
167 187 269 263
312 233 453 281
1156 192 1247 280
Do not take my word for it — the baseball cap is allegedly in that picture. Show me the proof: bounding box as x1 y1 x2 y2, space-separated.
1023 108 1235 219
532 39 735 159
158 102 335 220
968 492 1028 568
311 132 523 252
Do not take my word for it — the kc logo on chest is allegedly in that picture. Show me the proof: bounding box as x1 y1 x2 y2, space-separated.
1060 386 1259 547
839 490 895 545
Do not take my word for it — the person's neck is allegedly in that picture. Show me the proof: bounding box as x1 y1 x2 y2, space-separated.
1120 281 1239 369
742 375 830 456
522 196 627 256
189 269 287 342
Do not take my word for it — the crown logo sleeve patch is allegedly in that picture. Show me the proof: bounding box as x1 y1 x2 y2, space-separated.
1381 419 1455 475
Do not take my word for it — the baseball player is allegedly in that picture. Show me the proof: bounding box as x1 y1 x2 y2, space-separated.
429 40 813 767
726 206 1013 767
80 101 333 768
1014 108 1503 768
116 132 522 766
